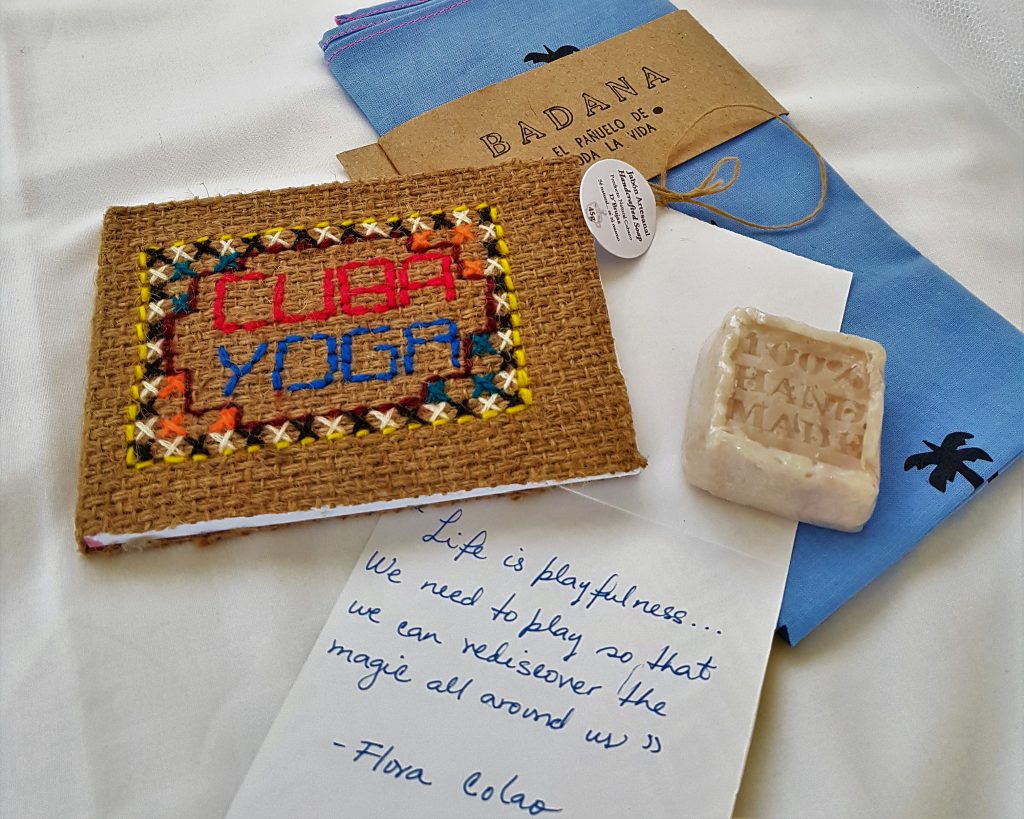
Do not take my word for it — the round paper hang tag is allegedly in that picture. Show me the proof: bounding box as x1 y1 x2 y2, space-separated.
579 159 658 259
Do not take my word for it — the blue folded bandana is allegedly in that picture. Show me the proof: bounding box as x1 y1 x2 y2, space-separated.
321 0 1024 644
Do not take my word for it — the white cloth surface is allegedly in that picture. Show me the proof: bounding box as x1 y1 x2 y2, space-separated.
1 1 1020 817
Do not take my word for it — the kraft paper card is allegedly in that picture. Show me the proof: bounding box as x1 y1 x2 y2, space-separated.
75 159 644 552
337 11 785 181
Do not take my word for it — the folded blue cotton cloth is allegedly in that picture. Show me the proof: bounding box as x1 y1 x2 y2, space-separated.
320 0 671 132
320 0 1024 644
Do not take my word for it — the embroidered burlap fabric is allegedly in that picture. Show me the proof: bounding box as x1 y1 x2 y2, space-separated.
75 159 644 552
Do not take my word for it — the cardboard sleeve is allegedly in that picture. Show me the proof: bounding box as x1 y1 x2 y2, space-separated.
337 11 785 181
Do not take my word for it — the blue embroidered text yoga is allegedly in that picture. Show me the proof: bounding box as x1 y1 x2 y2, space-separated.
320 0 1024 644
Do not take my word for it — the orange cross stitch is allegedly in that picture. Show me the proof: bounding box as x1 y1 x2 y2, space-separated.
158 372 187 398
159 412 187 438
461 259 484 279
209 407 239 433
409 231 433 252
450 225 476 246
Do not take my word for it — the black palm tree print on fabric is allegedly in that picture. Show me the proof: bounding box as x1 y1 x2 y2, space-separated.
524 44 580 64
904 432 993 492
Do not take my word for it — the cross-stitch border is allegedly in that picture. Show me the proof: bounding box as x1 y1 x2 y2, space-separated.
125 204 531 469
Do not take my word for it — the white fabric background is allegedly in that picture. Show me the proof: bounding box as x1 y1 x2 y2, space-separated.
1 1 1020 817
882 0 1023 134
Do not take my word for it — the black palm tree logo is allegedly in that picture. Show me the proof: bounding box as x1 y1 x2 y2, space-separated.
524 44 580 64
904 432 992 492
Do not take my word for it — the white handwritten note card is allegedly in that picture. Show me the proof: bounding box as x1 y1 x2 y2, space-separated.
227 488 794 818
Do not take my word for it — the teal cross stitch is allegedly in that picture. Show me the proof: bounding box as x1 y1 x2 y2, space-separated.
471 372 503 398
470 333 498 357
424 379 453 404
214 252 240 272
170 261 196 281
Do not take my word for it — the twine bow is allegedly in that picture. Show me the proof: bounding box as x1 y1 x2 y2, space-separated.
649 104 828 231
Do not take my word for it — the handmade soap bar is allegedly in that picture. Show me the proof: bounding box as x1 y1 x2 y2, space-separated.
684 308 885 532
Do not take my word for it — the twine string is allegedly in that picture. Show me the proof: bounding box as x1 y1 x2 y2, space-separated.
650 103 828 231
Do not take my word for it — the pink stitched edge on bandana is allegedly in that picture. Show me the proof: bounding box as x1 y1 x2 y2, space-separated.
326 0 475 63
321 21 377 50
335 0 434 26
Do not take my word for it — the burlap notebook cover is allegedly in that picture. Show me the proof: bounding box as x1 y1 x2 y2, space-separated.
75 159 645 552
